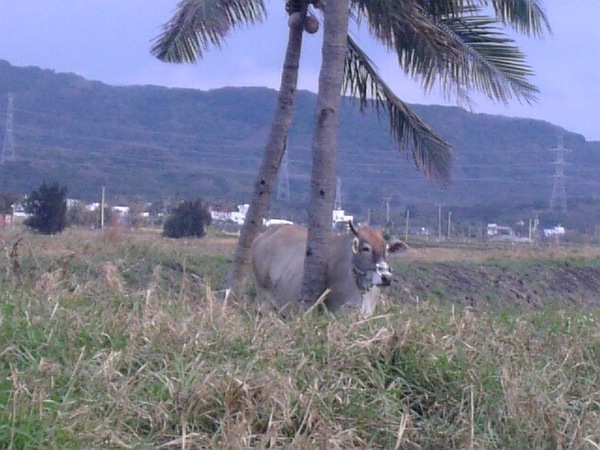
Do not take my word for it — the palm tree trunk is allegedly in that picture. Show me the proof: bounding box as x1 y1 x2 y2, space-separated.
301 0 350 303
226 21 304 300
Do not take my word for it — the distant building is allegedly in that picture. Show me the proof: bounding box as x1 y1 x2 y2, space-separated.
112 206 130 215
265 218 293 227
211 204 249 225
230 204 249 225
543 225 565 238
488 222 532 243
487 223 514 237
210 210 232 222
66 198 82 209
11 203 28 218
332 209 353 229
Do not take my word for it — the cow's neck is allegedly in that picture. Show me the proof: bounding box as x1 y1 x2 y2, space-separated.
352 265 374 291
360 287 381 317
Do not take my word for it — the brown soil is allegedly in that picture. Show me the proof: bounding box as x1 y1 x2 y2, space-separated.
389 243 600 310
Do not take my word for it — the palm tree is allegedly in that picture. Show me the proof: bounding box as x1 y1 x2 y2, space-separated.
300 0 350 304
300 0 551 303
151 0 320 299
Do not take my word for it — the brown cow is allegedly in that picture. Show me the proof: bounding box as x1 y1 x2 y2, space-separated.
251 222 407 316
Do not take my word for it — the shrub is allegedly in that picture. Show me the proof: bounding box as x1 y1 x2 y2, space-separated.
163 199 212 238
0 191 19 214
24 181 68 234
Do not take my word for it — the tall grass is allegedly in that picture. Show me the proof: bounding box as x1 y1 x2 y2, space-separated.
0 228 598 448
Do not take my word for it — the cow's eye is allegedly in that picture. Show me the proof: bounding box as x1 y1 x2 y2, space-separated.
361 244 371 253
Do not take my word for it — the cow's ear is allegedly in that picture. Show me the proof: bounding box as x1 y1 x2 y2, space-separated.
388 240 409 254
352 237 360 254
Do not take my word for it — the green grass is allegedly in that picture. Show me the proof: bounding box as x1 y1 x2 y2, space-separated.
0 228 599 448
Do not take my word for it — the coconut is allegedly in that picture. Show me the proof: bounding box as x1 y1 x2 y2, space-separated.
287 12 303 29
304 14 320 34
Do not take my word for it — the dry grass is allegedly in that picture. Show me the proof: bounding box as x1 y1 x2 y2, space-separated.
0 228 599 448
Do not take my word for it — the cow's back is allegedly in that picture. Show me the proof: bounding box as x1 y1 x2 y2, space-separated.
251 224 307 314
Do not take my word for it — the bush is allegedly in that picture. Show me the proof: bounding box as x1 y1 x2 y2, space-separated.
24 181 68 234
67 201 99 228
0 191 19 214
163 199 212 238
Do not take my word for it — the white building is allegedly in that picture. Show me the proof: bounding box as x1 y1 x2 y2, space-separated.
543 225 565 238
332 209 353 229
210 210 232 221
265 218 293 227
112 206 130 215
210 204 249 225
66 198 82 209
11 203 28 218
229 204 248 225
487 223 514 237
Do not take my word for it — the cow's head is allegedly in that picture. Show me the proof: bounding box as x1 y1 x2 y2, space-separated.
349 221 408 291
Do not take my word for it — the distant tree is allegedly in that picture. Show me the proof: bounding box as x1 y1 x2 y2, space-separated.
24 182 68 234
163 199 212 238
0 192 19 214
100 206 118 228
127 201 150 229
67 201 100 228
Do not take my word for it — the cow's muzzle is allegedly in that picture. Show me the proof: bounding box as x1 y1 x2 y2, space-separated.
375 261 393 286
354 261 393 291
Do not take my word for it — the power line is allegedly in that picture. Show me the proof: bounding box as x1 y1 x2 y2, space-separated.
549 135 570 212
334 177 342 210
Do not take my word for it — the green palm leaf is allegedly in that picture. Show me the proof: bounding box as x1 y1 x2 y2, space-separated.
354 1 542 105
151 0 266 63
344 36 453 183
440 15 538 104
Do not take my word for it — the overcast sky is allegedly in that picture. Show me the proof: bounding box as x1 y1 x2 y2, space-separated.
0 1 598 140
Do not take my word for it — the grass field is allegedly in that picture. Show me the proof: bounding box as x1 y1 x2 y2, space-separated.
0 227 599 449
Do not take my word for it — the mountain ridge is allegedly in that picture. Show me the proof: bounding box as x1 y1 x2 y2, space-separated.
1 59 599 228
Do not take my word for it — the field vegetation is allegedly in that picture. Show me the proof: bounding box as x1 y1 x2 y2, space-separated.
0 227 599 448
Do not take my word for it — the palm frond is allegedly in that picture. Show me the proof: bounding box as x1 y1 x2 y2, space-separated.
418 0 552 36
488 0 552 36
151 0 266 63
357 1 540 105
343 36 453 183
434 14 539 104
352 0 447 54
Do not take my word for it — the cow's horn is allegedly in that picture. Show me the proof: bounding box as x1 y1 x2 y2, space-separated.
349 219 359 236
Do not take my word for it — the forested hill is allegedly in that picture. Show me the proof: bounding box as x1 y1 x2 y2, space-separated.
1 59 599 225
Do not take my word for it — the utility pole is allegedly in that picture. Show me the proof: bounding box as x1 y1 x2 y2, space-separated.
404 208 410 243
1 93 15 164
384 197 392 226
436 203 443 241
447 211 452 239
101 186 105 230
532 210 540 238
